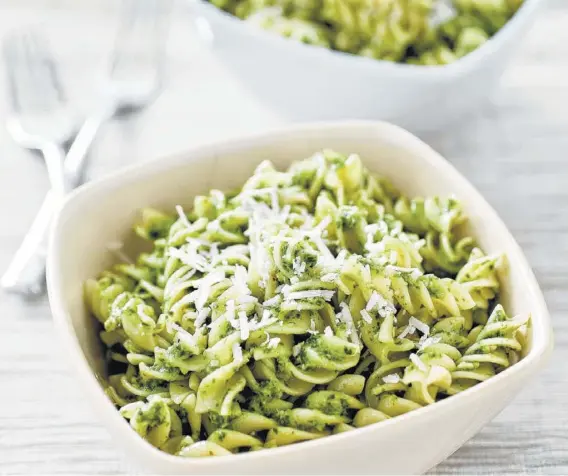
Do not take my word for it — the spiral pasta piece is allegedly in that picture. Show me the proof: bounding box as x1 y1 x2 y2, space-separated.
87 149 529 457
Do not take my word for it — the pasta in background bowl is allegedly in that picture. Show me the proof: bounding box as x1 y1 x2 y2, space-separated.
48 121 553 475
190 0 542 131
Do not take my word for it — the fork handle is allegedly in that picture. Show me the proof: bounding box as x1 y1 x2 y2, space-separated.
42 143 69 198
0 143 66 296
65 103 115 184
0 191 56 296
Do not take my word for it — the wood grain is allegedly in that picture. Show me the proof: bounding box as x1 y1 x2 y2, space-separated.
1 0 567 474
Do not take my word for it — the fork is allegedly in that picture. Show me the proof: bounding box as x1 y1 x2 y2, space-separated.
1 0 172 298
3 30 76 200
0 30 78 296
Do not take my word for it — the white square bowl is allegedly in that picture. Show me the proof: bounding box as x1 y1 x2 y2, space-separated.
48 121 553 475
192 0 542 132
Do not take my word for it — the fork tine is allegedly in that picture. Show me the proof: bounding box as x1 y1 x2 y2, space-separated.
28 30 66 105
109 0 172 78
2 29 65 114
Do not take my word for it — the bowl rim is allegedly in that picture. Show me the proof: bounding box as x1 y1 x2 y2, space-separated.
47 119 554 468
192 0 543 78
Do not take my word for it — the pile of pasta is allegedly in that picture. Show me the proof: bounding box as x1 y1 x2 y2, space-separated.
86 150 529 457
209 0 524 65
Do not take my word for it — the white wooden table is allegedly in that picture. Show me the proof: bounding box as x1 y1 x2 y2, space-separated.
1 1 567 474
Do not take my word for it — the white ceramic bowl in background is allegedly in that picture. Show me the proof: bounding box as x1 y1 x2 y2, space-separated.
191 0 542 132
48 121 553 475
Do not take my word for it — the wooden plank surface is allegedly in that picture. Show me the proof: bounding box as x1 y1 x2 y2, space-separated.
0 0 566 474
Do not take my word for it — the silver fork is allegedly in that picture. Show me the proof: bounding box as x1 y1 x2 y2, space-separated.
1 0 172 298
3 30 76 201
0 30 78 296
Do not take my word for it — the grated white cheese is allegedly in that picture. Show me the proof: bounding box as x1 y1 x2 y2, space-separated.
195 270 225 310
194 307 210 329
263 296 280 307
418 335 441 351
286 290 335 301
279 204 291 223
167 320 195 343
232 265 250 296
316 216 331 232
411 269 423 280
226 300 239 329
410 353 427 372
360 309 373 324
430 0 456 28
169 246 208 272
409 316 429 336
366 291 380 312
238 311 250 340
398 324 416 339
362 264 372 283
321 273 338 282
292 343 302 357
292 257 307 275
185 236 212 247
267 337 281 349
270 187 279 213
250 310 278 331
382 374 401 384
324 326 333 337
335 249 348 267
375 292 397 317
175 205 192 230
232 343 243 364
339 302 361 347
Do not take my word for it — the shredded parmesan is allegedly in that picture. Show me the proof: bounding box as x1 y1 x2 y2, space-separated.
232 343 243 364
232 265 250 296
250 310 278 331
270 187 279 213
316 216 331 232
366 292 380 312
410 353 427 371
292 343 302 357
419 335 441 351
398 324 416 339
226 300 239 329
263 296 280 307
238 311 250 340
324 326 333 337
339 302 361 347
362 264 372 283
409 317 430 336
195 270 225 310
360 309 373 323
292 257 307 275
169 246 208 272
194 307 210 329
382 374 401 384
321 273 338 282
286 290 335 301
267 337 281 349
175 205 192 229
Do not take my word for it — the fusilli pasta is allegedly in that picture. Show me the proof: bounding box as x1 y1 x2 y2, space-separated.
86 149 529 457
208 0 524 65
